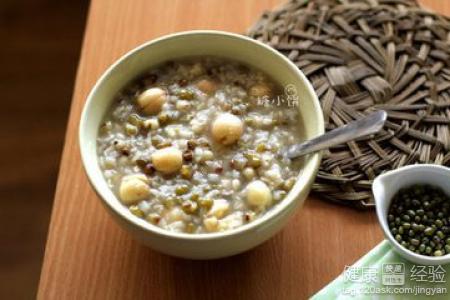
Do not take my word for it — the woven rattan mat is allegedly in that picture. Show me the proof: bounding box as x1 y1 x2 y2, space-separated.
248 0 450 208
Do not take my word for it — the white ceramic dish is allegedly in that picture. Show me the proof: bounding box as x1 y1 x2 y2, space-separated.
373 164 450 265
79 30 324 259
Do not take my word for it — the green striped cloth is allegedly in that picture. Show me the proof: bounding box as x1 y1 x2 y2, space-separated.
312 241 450 299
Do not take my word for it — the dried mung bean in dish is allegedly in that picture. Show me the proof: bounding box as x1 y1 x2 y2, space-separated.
97 56 304 234
388 184 450 257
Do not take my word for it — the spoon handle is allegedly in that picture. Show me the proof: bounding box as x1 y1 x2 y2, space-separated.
285 110 387 159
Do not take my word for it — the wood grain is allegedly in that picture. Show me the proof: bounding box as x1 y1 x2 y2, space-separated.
0 1 88 299
38 1 450 299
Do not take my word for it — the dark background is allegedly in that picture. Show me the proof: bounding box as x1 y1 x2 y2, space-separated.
0 0 88 298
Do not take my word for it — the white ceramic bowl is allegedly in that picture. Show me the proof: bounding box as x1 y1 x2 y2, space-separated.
79 30 324 259
373 164 450 265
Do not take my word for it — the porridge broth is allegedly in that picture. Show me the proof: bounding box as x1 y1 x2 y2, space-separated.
97 56 304 233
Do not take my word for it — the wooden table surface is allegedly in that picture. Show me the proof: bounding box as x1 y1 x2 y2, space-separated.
38 1 449 299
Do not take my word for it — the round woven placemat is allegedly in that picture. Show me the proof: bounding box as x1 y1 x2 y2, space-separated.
248 0 450 208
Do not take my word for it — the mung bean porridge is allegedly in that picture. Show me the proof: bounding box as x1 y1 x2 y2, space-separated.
97 56 304 234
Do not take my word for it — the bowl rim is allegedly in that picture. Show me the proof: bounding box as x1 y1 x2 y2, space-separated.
373 164 450 264
79 30 325 241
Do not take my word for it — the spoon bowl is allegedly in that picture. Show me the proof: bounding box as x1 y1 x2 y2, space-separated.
284 110 387 159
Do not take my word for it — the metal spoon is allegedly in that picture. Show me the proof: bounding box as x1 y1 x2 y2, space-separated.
283 110 387 159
